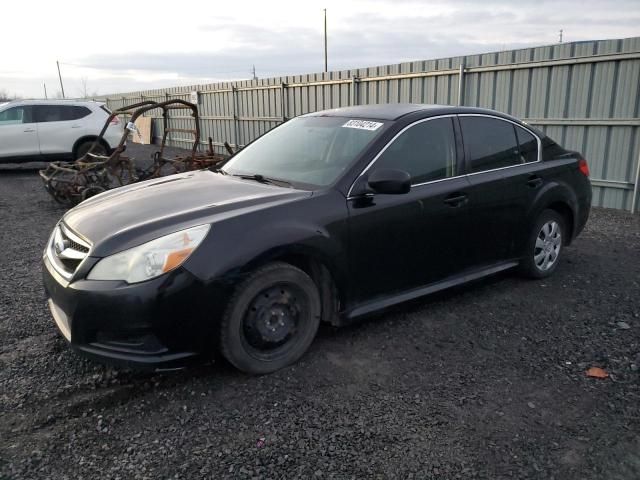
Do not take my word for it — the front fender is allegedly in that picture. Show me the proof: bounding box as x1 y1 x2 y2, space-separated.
183 192 349 292
234 222 348 285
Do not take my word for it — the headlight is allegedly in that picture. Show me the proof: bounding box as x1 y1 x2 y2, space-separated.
87 224 210 283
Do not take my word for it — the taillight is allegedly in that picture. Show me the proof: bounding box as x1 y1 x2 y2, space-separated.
110 116 120 125
578 158 590 177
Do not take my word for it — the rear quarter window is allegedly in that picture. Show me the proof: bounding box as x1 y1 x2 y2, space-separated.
515 126 538 163
70 106 92 120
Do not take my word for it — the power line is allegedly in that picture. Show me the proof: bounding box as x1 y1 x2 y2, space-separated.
56 61 65 99
323 8 328 72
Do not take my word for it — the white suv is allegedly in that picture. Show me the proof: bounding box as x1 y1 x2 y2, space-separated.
0 100 124 162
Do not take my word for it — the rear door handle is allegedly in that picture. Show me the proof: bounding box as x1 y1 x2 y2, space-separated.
443 193 468 207
527 175 543 188
71 125 82 128
23 128 36 132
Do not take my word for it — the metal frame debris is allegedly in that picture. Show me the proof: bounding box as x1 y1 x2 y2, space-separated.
39 100 226 206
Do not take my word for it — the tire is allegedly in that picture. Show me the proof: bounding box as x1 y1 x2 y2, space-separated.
519 209 565 279
75 140 107 160
220 262 321 374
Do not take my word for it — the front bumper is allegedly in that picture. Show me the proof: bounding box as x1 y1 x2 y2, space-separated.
43 255 227 370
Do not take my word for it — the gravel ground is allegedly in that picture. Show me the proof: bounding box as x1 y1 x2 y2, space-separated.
1 148 639 479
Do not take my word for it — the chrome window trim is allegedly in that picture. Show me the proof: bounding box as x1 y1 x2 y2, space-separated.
410 173 467 188
346 112 542 199
347 114 458 198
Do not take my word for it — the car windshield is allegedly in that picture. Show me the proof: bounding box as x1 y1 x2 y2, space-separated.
221 116 387 188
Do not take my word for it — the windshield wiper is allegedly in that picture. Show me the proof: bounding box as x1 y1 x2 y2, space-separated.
233 173 292 187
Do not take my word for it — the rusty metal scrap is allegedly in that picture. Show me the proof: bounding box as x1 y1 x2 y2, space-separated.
40 99 227 207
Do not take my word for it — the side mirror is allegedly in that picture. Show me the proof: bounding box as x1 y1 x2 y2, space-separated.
368 168 411 195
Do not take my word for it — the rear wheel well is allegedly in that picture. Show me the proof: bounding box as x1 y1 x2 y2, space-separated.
546 201 574 245
264 253 342 326
72 136 109 158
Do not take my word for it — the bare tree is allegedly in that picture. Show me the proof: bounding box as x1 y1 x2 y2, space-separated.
79 77 89 98
0 89 20 102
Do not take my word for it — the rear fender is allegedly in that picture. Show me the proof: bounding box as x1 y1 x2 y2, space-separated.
526 180 578 242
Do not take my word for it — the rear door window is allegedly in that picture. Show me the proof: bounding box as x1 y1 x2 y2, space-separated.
460 116 522 173
35 105 91 123
373 117 457 184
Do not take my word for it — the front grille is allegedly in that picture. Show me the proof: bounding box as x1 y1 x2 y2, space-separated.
67 238 89 254
47 224 91 280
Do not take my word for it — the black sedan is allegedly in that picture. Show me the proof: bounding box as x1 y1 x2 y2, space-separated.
43 104 592 374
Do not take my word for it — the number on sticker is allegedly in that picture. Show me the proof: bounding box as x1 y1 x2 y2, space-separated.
342 120 383 131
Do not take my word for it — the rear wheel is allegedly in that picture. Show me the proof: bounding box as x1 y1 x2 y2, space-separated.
519 209 565 279
220 262 321 374
75 140 107 160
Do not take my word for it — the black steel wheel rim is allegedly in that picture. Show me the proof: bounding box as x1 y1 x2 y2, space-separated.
241 283 309 357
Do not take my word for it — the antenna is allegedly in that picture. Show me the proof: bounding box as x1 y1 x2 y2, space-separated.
43 82 48 99
251 65 257 81
559 29 563 43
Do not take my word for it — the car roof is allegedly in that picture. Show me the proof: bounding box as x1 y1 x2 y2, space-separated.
0 99 103 108
305 104 443 120
304 103 525 122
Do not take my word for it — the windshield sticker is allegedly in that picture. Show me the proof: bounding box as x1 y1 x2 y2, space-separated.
342 119 383 131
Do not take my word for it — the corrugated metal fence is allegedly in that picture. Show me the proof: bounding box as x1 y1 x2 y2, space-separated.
94 36 640 212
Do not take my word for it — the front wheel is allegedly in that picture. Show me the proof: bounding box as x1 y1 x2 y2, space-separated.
219 262 321 374
519 209 565 279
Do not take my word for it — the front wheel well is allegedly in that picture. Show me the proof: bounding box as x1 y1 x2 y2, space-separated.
261 253 343 327
546 201 574 245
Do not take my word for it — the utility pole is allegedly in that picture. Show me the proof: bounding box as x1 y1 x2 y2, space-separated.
323 8 328 72
251 64 257 81
43 82 48 99
559 29 563 43
56 60 65 98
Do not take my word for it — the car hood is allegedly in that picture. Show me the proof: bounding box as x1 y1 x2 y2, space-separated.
63 170 311 256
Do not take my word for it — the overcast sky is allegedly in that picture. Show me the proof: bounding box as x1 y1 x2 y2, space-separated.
1 0 638 98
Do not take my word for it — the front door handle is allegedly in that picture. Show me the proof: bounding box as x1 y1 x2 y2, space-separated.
443 193 468 207
71 125 82 128
527 175 543 188
23 128 36 132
